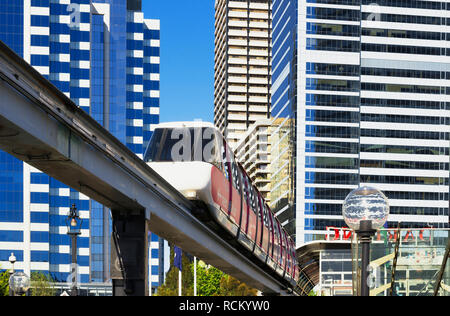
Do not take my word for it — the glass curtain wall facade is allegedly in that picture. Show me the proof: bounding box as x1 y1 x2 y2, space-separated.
359 0 449 232
0 0 162 287
271 0 450 246
270 0 298 242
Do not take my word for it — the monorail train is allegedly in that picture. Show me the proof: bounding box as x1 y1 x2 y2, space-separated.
144 122 300 288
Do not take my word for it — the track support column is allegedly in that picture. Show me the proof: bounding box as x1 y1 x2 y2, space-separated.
111 209 148 296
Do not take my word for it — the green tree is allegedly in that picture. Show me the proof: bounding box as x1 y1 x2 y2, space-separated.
192 261 257 296
308 289 318 296
218 274 258 296
156 250 258 297
156 245 194 296
196 263 223 296
30 272 56 296
0 270 10 296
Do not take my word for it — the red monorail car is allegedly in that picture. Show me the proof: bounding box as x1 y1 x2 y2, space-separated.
144 122 299 288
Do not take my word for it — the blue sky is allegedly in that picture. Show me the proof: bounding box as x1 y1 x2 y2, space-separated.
142 1 215 124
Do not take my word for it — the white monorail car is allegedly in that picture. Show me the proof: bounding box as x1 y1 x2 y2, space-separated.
144 122 299 287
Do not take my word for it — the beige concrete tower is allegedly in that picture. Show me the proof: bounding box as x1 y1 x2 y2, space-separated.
234 119 272 202
214 0 272 149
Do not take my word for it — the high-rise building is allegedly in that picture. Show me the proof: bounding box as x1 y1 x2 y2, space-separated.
271 0 450 246
0 0 163 289
234 119 272 202
214 0 272 149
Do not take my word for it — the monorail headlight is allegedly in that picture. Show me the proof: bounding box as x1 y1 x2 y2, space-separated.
185 190 197 199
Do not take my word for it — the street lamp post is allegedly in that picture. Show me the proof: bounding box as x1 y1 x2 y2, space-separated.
342 186 389 296
8 253 16 296
356 220 376 296
66 204 82 296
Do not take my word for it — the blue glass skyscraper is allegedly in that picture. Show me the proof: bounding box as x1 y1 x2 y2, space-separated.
0 0 163 290
271 0 449 246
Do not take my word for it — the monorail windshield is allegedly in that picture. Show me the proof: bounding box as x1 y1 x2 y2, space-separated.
144 127 220 164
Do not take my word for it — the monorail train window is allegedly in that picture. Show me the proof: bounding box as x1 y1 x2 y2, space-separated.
239 166 246 196
249 181 257 213
276 223 283 265
287 242 291 271
269 212 276 257
285 239 290 269
237 165 244 197
291 241 298 273
232 162 241 192
221 140 229 180
276 227 282 264
267 207 274 232
289 243 295 274
291 242 297 267
242 172 250 203
273 222 279 247
227 148 240 191
288 245 293 272
256 195 263 220
144 127 221 169
258 194 266 224
262 203 270 228
247 180 252 210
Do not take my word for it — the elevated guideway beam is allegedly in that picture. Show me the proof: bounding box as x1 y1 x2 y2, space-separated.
0 41 291 296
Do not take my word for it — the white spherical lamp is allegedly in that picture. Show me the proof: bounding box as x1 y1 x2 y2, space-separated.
342 186 389 231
